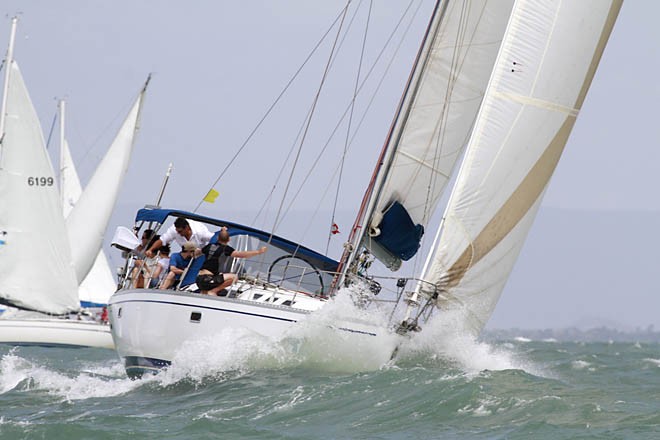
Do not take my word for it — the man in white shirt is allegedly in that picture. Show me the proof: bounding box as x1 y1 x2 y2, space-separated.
145 217 214 258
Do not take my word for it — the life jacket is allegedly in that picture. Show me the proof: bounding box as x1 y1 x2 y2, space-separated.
206 243 234 274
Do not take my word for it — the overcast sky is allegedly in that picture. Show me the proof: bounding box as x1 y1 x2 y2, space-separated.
2 1 658 330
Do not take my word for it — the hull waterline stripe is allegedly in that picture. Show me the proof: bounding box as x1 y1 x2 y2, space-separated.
335 326 377 337
111 298 299 323
0 323 111 334
0 342 91 348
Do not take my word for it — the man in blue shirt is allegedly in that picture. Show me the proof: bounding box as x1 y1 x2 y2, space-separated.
159 241 197 289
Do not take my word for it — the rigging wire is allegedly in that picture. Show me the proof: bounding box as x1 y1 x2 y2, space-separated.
252 0 368 230
76 92 135 169
336 0 443 280
44 108 58 151
237 2 356 274
192 4 353 214
326 0 373 255
266 2 352 242
274 0 422 232
274 0 423 263
250 89 316 229
414 0 472 278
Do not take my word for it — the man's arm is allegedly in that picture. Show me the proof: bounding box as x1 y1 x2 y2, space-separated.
231 247 267 259
169 264 185 275
145 238 164 257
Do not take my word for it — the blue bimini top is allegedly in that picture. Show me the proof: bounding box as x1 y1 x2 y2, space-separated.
134 208 339 273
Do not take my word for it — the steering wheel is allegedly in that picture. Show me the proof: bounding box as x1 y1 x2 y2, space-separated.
267 255 324 295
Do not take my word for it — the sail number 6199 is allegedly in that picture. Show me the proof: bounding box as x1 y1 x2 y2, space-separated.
27 177 54 186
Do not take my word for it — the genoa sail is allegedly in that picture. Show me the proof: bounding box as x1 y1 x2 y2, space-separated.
66 79 148 284
419 0 623 334
347 0 514 271
59 100 116 306
0 61 79 314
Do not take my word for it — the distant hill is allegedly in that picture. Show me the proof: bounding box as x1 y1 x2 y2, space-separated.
483 326 660 343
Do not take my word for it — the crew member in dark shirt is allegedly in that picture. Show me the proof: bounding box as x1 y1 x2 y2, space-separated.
196 227 267 295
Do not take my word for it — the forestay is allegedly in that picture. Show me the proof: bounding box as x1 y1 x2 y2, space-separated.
359 0 514 268
420 0 623 333
66 81 148 283
0 62 79 314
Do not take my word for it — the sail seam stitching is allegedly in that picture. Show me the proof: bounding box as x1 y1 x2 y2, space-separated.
493 91 579 116
397 149 450 177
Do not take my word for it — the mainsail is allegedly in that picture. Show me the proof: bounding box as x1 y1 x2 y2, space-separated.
59 100 116 305
0 61 79 314
419 0 623 333
66 78 149 283
344 0 514 271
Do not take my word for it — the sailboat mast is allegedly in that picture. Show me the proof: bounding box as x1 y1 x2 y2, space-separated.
0 17 18 150
154 162 173 208
337 0 445 282
133 73 150 145
58 99 66 198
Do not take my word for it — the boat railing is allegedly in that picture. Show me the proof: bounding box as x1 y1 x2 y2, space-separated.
119 248 438 315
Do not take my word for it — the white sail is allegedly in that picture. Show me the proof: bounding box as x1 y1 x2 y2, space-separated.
66 82 147 283
59 105 116 305
0 62 79 313
420 0 622 333
351 0 514 269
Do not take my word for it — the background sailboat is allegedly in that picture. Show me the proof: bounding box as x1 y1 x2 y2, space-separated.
0 21 79 315
0 19 112 348
0 18 146 348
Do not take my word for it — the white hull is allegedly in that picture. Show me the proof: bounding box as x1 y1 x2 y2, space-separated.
0 318 113 349
109 285 385 377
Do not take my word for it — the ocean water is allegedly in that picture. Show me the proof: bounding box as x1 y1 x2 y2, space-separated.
1 325 659 439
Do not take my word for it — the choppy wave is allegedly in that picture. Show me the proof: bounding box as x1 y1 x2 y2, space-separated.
1 297 659 439
2 338 659 439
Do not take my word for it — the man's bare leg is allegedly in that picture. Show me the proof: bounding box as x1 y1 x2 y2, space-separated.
160 272 176 289
207 274 236 296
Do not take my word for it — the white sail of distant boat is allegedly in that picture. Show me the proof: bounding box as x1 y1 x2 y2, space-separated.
0 33 79 314
59 100 116 306
66 77 149 284
341 0 514 272
414 0 623 334
0 17 121 349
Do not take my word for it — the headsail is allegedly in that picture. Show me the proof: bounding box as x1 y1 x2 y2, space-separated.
419 0 623 334
0 61 79 314
59 100 116 305
344 0 514 272
66 77 149 283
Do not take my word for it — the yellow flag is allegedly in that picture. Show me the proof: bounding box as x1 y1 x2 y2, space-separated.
203 188 220 203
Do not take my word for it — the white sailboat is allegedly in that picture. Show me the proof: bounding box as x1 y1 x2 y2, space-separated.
108 0 621 378
0 17 112 348
59 99 117 307
107 0 518 378
0 18 147 348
